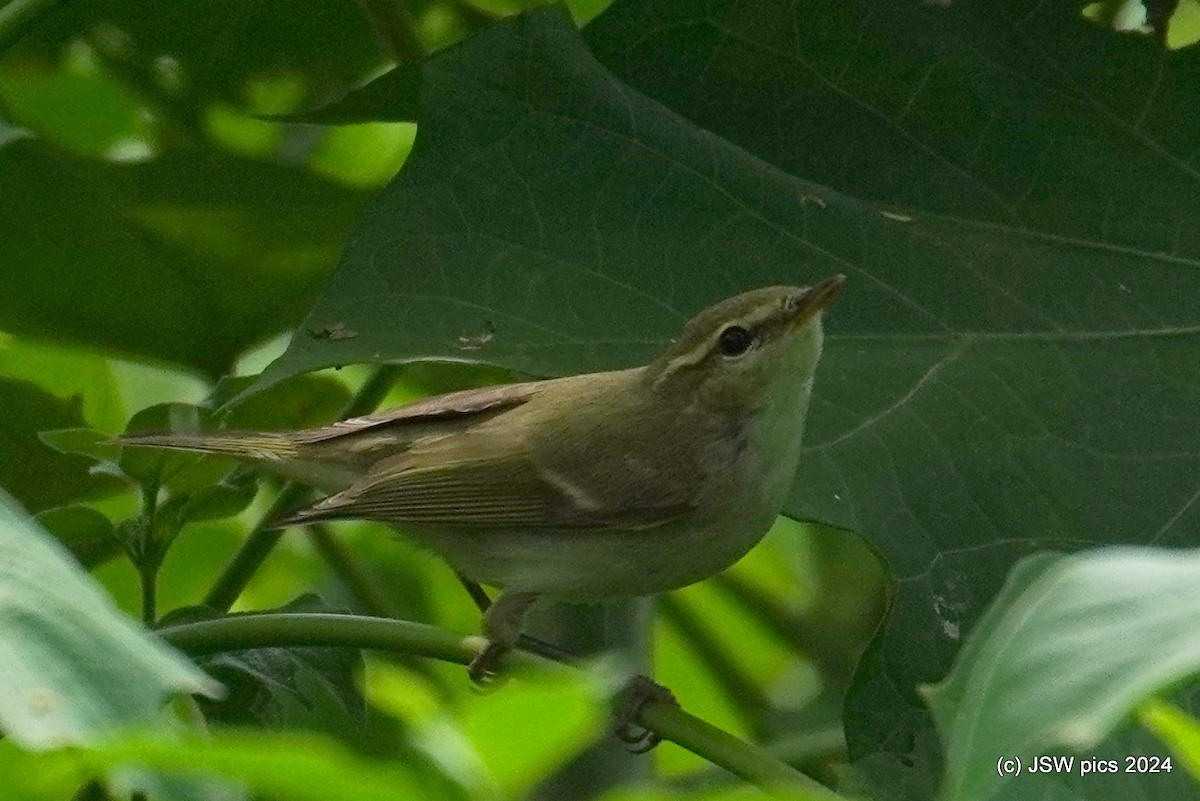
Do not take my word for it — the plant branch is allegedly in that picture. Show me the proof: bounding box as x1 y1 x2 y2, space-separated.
140 565 158 625
159 612 842 798
307 523 401 617
305 522 454 697
204 365 403 612
0 0 66 55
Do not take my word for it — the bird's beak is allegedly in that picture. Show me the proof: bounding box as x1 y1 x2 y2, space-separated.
788 274 845 326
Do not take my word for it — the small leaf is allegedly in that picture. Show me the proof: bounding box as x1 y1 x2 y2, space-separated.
164 596 368 739
35 505 120 569
39 428 122 464
923 547 1200 801
172 476 259 525
0 490 220 750
212 373 352 430
120 403 234 495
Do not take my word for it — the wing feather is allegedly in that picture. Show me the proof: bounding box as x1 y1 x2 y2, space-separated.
273 428 692 531
293 382 543 444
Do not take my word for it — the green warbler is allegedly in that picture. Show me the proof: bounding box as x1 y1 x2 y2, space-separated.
121 277 843 680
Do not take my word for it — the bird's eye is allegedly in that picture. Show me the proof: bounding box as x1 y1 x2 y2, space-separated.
718 325 754 357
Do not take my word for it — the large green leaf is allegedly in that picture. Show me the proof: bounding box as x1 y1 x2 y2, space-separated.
0 491 220 749
0 726 462 801
250 4 1200 796
582 0 1200 789
0 138 368 375
923 547 1200 801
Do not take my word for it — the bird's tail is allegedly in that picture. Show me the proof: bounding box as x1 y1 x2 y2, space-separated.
266 503 338 530
116 430 300 462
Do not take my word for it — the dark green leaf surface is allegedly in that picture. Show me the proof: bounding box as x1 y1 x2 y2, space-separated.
582 2 1200 789
0 491 220 749
0 377 124 513
35 505 121 568
250 4 1200 795
0 139 367 376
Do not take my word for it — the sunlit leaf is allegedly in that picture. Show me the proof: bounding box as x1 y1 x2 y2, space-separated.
924 548 1200 801
0 491 220 749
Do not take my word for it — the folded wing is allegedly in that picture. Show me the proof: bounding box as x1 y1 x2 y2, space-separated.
273 426 693 531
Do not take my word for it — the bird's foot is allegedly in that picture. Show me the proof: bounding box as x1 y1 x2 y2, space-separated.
613 674 677 753
468 640 510 686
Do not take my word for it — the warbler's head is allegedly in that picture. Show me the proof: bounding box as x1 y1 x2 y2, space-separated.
648 276 844 409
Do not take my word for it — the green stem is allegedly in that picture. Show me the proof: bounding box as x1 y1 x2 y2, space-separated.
203 482 311 611
306 524 400 618
305 523 453 696
204 366 403 612
767 725 847 770
140 565 158 626
0 0 66 55
159 612 842 798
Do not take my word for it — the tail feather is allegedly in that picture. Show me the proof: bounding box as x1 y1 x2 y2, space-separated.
116 431 299 461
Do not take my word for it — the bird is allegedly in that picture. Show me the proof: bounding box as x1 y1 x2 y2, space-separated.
119 276 843 687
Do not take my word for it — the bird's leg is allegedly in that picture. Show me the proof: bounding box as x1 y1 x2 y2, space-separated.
455 573 577 667
455 572 494 613
469 590 540 684
613 674 678 753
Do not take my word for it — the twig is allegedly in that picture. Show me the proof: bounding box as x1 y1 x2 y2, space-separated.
307 523 401 617
159 612 844 797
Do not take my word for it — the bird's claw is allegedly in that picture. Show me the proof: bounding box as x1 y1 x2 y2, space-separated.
468 641 509 687
613 674 676 753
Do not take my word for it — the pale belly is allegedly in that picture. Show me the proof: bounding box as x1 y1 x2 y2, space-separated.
418 513 775 602
413 373 813 601
413 424 803 601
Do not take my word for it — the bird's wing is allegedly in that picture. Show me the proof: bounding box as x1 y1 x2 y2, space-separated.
293 381 544 444
273 427 694 531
